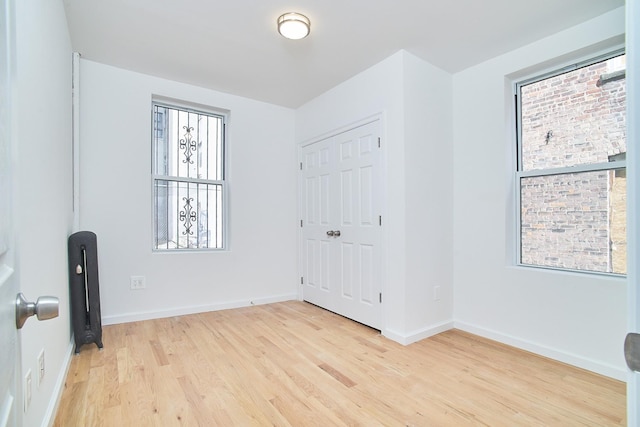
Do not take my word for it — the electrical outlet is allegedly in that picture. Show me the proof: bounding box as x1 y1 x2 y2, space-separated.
130 276 146 290
37 349 45 388
24 369 32 412
433 285 441 301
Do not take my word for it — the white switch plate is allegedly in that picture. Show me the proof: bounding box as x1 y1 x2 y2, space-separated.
24 369 32 412
130 276 146 290
37 349 45 388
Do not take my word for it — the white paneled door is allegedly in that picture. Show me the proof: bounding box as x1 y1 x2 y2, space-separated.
0 0 18 425
301 119 383 329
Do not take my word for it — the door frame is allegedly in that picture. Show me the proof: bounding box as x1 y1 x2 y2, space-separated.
627 0 639 423
296 113 388 330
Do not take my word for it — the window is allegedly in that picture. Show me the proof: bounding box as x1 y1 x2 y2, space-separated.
152 101 226 250
516 51 626 275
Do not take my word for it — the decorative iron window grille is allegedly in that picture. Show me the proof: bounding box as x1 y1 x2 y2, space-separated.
152 101 226 250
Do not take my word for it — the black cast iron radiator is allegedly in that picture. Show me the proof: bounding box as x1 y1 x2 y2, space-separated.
68 231 104 353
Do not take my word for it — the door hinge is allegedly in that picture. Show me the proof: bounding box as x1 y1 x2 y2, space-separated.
300 219 303 227
379 293 382 303
300 162 303 170
301 276 304 285
379 215 382 226
378 137 381 148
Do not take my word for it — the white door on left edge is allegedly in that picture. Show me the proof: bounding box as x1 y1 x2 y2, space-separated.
0 0 18 424
0 260 17 427
301 119 383 329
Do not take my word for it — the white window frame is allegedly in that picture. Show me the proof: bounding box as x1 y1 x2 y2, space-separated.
515 49 626 276
151 97 229 252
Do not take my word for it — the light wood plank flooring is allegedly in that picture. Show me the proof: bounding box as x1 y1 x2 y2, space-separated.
53 301 626 426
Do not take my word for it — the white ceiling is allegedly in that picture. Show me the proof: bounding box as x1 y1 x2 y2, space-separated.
63 0 624 108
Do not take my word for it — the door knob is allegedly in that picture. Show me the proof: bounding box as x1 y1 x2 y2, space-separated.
326 230 335 236
625 332 640 372
15 293 59 329
333 230 341 237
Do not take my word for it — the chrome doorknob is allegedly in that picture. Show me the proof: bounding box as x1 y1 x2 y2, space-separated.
15 293 59 329
326 230 335 236
625 332 640 372
333 230 341 237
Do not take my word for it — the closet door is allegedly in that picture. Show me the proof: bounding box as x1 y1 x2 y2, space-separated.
301 120 382 329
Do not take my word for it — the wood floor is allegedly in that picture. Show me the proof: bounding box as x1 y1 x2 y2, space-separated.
53 301 626 426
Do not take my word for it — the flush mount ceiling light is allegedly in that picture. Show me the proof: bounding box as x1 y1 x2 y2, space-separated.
277 12 310 40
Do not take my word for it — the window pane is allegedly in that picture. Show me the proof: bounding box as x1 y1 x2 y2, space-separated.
520 169 626 274
152 101 226 252
153 105 224 180
153 180 224 250
520 55 626 171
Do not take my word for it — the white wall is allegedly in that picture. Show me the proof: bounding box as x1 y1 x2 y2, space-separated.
403 53 454 334
14 0 74 425
452 7 627 379
79 60 298 324
296 50 455 343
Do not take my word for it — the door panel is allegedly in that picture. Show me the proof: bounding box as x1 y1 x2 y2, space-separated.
360 244 374 303
340 242 353 298
301 119 382 329
319 174 330 224
0 0 17 425
360 166 374 225
0 267 17 427
320 241 329 290
340 170 352 224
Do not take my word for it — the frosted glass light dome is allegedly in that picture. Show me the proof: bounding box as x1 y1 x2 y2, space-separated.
277 13 310 40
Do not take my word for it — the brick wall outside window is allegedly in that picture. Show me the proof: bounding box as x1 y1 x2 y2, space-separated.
519 55 626 274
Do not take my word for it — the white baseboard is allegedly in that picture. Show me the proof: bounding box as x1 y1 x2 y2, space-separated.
454 321 627 382
383 320 454 345
101 293 298 325
44 339 75 427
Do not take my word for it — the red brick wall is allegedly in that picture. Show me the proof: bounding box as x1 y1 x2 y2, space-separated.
519 56 626 274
